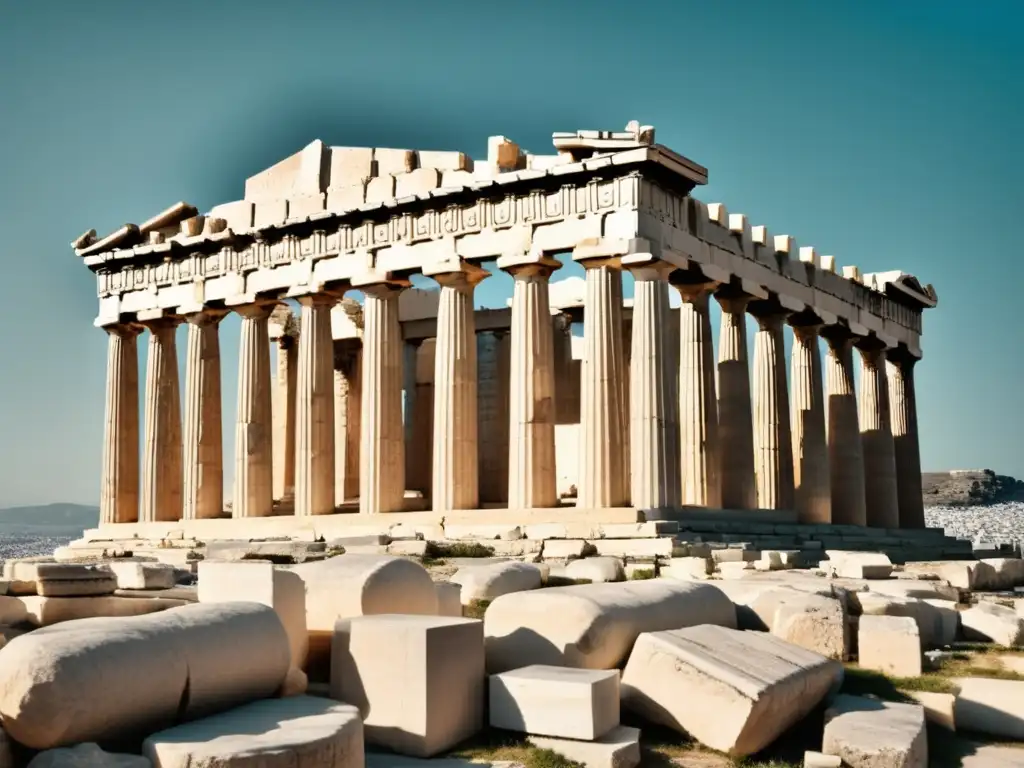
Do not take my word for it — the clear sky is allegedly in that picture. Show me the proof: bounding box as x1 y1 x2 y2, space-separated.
0 0 1020 507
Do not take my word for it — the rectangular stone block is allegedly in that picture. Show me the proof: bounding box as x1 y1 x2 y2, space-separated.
858 614 922 677
528 725 640 768
542 539 590 560
435 583 462 617
622 625 842 757
326 183 366 213
253 199 288 229
589 538 678 558
329 146 374 186
951 677 1024 740
331 615 485 757
600 522 679 538
418 150 470 171
365 175 396 205
287 192 325 220
489 665 619 740
207 200 254 231
823 695 927 768
374 148 416 175
197 561 308 670
107 562 176 590
395 168 440 198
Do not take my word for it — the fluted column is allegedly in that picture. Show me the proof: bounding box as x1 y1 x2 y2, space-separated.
295 293 337 516
233 302 275 518
789 317 830 523
577 259 629 508
334 344 362 505
100 324 141 525
627 261 680 509
359 281 407 514
822 328 867 525
140 316 183 523
750 306 794 510
273 335 298 502
499 255 560 509
182 310 226 520
888 349 924 529
429 263 488 511
858 341 900 528
477 331 510 504
675 281 720 507
715 292 757 510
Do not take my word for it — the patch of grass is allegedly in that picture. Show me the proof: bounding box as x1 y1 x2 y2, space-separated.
423 541 495 561
419 555 448 567
448 730 583 768
545 576 593 587
463 599 491 619
930 651 1024 681
629 568 657 580
324 547 345 558
841 665 957 701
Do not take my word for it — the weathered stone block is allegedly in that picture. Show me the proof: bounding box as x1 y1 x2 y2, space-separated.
3 594 188 627
487 136 521 171
489 665 619 740
418 150 471 171
206 200 254 231
450 562 543 605
253 198 288 229
329 146 374 186
326 183 367 213
661 556 713 580
961 602 1024 646
528 725 640 768
484 580 737 673
858 615 922 677
436 583 462 617
599 522 678 538
374 148 416 175
445 524 522 541
287 192 326 220
365 175 396 204
0 603 291 749
951 677 1024 739
395 168 440 197
904 690 956 731
107 561 176 590
621 625 842 757
330 615 484 757
143 696 363 768
823 694 927 768
542 539 590 560
564 557 624 583
197 561 308 670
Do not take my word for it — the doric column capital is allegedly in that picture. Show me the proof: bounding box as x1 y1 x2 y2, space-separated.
103 322 143 338
230 301 277 321
184 307 229 326
136 311 182 332
886 345 920 370
820 323 861 349
424 260 490 291
715 293 751 315
621 253 673 283
351 271 410 300
497 253 561 280
789 312 823 342
296 291 342 308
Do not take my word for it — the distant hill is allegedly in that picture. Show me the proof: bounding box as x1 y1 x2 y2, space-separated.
923 470 1024 507
0 503 99 530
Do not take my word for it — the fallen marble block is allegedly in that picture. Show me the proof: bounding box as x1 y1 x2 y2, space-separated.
27 743 150 768
851 592 947 649
0 594 189 627
331 614 484 757
1 561 117 598
858 615 922 677
107 561 176 590
823 551 893 580
289 555 438 678
528 725 640 768
198 561 308 670
450 562 543 605
143 696 363 768
750 588 848 661
951 677 1024 740
822 694 927 768
903 560 994 591
904 691 956 731
960 602 1024 646
564 557 625 583
484 580 737 672
980 558 1024 591
489 665 619 740
0 602 291 749
621 625 842 757
436 582 462 617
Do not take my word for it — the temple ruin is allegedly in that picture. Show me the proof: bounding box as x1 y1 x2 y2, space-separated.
72 121 943 549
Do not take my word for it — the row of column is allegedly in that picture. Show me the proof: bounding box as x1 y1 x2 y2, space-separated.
100 252 923 527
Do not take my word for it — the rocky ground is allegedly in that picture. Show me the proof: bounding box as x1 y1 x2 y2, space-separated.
926 502 1024 549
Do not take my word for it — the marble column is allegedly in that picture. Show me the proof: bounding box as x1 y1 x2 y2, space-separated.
858 341 900 528
715 291 757 510
500 255 560 509
749 305 794 511
789 315 830 523
628 262 680 509
675 281 721 508
182 310 226 520
273 335 298 502
233 302 275 518
578 260 629 508
334 344 362 505
429 262 488 511
887 349 924 529
295 293 337 516
822 328 867 526
140 316 183 523
100 323 141 525
360 282 406 514
477 330 510 504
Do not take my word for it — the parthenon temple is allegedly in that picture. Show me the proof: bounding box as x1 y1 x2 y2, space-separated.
73 121 939 542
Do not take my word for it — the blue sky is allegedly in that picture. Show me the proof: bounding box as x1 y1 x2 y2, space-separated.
0 0 1020 506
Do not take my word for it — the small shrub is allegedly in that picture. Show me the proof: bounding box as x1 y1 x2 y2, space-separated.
464 599 491 619
423 541 495 560
545 576 592 587
629 568 656 580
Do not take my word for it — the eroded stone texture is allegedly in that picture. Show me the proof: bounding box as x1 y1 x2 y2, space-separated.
858 614 922 677
858 342 900 528
822 694 927 768
182 311 226 520
715 292 757 510
789 317 830 523
296 294 337 516
484 580 737 672
823 329 867 526
450 562 543 605
621 625 843 757
233 303 274 518
750 307 794 510
0 603 290 749
140 317 183 523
